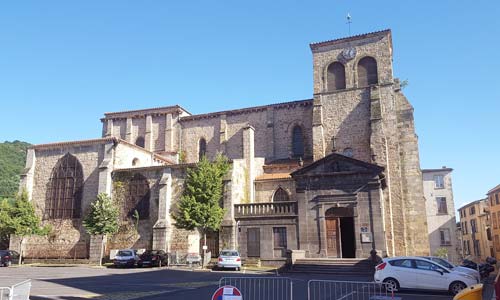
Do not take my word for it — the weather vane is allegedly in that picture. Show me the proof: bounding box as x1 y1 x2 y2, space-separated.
347 13 352 35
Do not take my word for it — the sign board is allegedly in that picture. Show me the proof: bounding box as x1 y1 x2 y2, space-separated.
211 285 242 300
361 232 372 243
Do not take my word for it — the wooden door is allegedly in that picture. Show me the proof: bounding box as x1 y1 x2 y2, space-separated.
326 218 340 257
247 228 260 257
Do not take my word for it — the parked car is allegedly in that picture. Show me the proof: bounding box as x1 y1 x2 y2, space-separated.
0 250 20 267
137 250 167 267
374 256 477 295
113 249 139 268
420 256 480 282
186 253 202 266
217 250 241 271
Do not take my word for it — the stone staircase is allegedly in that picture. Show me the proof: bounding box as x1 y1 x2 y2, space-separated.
291 258 375 276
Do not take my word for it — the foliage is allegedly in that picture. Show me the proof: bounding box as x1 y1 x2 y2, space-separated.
83 193 119 236
0 190 51 240
434 247 449 259
173 153 230 234
0 141 31 199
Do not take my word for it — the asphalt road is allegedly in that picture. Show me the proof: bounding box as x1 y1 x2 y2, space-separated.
0 265 459 300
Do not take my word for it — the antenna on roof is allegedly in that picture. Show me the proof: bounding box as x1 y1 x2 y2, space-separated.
346 13 352 36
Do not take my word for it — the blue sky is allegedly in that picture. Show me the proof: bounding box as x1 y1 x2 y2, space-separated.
1 1 499 209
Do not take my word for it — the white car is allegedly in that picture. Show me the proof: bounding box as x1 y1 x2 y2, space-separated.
113 249 139 268
420 256 480 283
374 256 477 295
217 250 242 271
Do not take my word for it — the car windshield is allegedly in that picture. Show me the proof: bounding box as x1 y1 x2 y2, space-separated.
431 257 454 269
143 250 159 255
117 250 133 256
220 251 239 257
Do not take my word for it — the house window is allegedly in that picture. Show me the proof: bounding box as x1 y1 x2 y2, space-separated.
135 136 145 148
473 240 481 257
327 62 346 91
45 153 84 219
434 175 444 189
273 227 287 249
495 235 500 252
470 219 477 233
125 173 150 220
291 125 304 158
199 138 207 161
470 206 476 215
462 209 466 218
357 56 378 87
496 193 499 205
466 240 471 255
439 228 451 246
463 222 468 235
494 213 498 230
273 188 290 202
437 197 448 214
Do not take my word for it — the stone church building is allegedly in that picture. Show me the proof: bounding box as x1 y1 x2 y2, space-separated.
15 29 430 264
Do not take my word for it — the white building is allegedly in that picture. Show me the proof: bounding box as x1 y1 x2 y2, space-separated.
422 167 460 263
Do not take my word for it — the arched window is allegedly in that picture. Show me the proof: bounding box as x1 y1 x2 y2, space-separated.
199 138 207 161
273 188 290 202
342 148 354 158
292 125 304 158
357 56 378 87
45 153 83 219
125 174 150 220
135 136 145 148
327 62 346 91
132 158 139 166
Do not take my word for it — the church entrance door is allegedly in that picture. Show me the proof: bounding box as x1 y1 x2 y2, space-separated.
325 207 356 258
326 217 340 257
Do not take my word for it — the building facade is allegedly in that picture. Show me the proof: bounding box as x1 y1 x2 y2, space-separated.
422 167 460 263
458 199 492 261
14 29 430 264
488 185 500 260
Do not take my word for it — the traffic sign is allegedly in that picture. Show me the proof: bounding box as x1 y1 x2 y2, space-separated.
211 285 242 300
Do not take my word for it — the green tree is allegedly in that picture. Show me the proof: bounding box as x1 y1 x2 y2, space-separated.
173 153 230 259
0 141 31 199
83 193 119 265
1 190 51 264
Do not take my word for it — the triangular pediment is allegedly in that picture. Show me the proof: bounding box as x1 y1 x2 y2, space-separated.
291 153 384 177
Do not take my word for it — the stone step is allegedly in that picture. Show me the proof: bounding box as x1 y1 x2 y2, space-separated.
291 258 375 275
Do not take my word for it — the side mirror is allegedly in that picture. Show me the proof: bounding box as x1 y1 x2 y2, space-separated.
435 268 445 275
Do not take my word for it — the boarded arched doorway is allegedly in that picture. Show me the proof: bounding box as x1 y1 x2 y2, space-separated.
325 207 356 258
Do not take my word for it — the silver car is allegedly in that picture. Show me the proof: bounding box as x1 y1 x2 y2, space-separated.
420 256 480 283
217 250 241 271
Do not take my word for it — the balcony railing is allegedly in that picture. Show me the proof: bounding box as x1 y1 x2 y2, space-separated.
234 201 298 218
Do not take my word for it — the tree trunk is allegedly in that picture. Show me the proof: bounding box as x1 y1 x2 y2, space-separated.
18 237 24 265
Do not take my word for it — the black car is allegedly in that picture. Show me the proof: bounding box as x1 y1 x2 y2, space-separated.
0 250 20 267
137 250 167 267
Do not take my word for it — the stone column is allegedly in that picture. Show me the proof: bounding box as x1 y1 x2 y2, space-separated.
312 94 325 161
318 204 327 257
242 126 255 203
126 117 133 143
19 148 36 200
97 142 115 196
153 169 172 252
219 114 227 154
164 113 175 153
145 115 153 151
104 119 114 137
265 107 275 160
89 235 106 265
220 174 236 251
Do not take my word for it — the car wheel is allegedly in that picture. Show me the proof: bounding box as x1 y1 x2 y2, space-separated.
449 281 467 295
5 261 11 267
383 278 399 292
